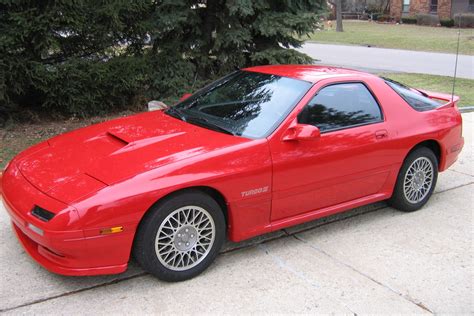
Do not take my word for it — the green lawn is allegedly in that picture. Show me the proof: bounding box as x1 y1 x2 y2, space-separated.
380 73 474 106
306 21 474 55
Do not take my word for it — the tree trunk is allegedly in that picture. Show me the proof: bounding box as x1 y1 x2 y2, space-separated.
336 0 343 32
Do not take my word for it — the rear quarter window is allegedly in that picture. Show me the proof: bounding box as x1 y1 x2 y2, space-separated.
384 79 442 111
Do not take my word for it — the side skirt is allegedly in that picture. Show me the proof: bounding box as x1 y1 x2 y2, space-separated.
267 192 390 232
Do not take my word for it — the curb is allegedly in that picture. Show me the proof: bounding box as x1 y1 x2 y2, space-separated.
460 106 474 113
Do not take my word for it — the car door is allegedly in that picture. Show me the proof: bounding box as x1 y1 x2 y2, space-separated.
269 80 393 222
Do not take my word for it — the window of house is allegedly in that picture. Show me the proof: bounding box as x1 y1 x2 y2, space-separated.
297 83 383 133
403 0 410 13
430 0 438 13
469 0 474 12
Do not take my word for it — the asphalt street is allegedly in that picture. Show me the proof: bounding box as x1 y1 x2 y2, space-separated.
0 113 472 314
299 43 474 79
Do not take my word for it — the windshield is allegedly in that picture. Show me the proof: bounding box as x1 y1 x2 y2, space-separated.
166 71 312 139
383 77 442 111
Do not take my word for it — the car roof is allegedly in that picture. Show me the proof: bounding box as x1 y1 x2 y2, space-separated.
243 64 377 84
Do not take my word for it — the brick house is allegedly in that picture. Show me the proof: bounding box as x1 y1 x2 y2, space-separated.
390 0 474 20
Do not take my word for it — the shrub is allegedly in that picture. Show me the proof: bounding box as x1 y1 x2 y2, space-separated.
376 14 391 22
366 3 387 15
440 18 455 27
371 13 386 21
454 13 474 27
401 16 417 24
39 57 149 117
416 13 439 26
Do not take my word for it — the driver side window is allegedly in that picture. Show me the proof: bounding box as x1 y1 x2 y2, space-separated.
298 82 383 132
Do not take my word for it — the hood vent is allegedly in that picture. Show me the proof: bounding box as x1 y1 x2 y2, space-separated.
106 131 129 146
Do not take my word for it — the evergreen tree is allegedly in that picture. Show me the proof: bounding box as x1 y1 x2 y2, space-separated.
1 0 325 121
150 0 325 83
1 0 153 120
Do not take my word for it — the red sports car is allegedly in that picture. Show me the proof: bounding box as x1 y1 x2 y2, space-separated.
0 65 464 281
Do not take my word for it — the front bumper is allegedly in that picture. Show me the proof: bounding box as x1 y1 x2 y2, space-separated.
1 166 128 276
11 220 127 276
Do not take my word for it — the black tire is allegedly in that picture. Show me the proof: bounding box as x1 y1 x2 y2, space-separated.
389 147 438 212
133 190 226 282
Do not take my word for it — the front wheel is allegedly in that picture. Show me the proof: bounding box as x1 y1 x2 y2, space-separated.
133 191 225 282
389 147 438 212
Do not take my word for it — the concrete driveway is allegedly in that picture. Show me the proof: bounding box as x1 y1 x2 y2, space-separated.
1 113 472 314
299 43 474 79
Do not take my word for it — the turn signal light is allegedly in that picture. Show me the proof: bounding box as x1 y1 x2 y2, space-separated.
100 226 124 235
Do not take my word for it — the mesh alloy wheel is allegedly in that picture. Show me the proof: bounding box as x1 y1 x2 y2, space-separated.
389 147 438 212
154 206 216 271
403 157 434 204
133 190 225 282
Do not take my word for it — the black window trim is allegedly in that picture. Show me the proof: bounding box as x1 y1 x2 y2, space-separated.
298 80 385 135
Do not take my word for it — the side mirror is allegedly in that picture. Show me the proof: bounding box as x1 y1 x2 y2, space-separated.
282 124 320 141
179 93 193 102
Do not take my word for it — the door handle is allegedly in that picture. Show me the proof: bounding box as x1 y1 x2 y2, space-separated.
375 129 388 139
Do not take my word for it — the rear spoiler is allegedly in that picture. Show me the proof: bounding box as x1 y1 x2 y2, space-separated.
417 89 460 110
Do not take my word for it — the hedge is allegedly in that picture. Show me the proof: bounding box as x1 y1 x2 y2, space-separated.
440 18 455 27
454 13 474 27
416 13 439 26
401 16 417 24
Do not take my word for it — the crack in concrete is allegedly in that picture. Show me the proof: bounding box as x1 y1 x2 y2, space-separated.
292 234 434 314
4 181 472 312
435 181 474 194
0 272 148 313
447 169 474 178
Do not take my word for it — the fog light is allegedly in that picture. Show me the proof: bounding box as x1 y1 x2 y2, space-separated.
28 223 44 236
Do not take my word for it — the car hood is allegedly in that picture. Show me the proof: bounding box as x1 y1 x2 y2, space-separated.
15 111 248 203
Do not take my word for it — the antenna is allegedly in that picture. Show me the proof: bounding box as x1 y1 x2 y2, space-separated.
451 19 461 103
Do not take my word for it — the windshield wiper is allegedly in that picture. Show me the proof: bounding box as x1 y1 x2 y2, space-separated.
185 116 236 136
166 107 187 122
166 108 234 136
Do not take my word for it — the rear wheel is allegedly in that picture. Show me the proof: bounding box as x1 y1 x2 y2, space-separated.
389 147 438 212
133 191 225 281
